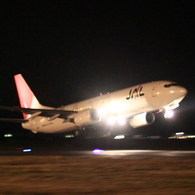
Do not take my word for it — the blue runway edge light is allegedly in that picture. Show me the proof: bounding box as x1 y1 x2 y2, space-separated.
23 149 32 152
93 149 104 154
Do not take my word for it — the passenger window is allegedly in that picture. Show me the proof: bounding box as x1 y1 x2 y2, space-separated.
164 83 178 88
164 84 171 88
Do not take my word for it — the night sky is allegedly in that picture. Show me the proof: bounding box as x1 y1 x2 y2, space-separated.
0 1 195 137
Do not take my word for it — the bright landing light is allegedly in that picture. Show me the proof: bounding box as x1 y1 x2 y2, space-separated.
106 101 123 113
107 116 126 125
107 116 117 125
117 117 126 125
97 107 107 117
164 110 174 118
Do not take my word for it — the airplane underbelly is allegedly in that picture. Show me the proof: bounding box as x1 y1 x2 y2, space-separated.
22 118 77 133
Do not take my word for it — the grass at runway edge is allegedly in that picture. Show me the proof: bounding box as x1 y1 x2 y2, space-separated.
0 156 195 194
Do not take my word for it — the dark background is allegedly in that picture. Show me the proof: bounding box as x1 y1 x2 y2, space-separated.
0 0 194 139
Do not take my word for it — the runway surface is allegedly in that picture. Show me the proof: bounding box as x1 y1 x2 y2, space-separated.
1 149 195 158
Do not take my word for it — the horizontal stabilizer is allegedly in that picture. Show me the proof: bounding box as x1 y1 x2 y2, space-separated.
0 118 28 123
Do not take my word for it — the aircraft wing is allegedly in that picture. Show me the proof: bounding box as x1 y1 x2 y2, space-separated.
0 106 77 118
0 118 29 123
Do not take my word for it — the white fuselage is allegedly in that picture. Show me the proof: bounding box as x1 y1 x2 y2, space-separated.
22 80 187 133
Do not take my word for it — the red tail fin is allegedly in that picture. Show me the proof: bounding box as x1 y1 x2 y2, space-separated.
14 74 42 118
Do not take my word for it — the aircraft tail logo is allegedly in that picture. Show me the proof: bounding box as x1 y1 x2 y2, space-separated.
14 74 42 118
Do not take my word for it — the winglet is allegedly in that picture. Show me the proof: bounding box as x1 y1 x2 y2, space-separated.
14 74 42 118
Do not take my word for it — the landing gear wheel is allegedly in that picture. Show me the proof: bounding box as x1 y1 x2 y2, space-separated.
106 129 115 139
74 129 85 138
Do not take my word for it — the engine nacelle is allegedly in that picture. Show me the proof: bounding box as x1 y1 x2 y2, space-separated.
74 109 101 126
129 112 155 128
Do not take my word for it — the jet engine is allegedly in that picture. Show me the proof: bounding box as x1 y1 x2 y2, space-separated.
74 109 101 126
129 112 155 128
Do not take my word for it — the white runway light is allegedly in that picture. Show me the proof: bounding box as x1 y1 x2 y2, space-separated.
93 149 104 154
114 135 125 139
164 109 174 118
23 149 32 152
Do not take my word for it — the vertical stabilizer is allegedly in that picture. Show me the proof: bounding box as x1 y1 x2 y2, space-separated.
14 74 42 118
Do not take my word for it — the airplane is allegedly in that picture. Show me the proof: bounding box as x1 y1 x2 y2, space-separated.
0 74 187 137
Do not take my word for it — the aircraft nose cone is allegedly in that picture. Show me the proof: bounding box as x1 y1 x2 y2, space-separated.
168 86 188 99
180 87 188 96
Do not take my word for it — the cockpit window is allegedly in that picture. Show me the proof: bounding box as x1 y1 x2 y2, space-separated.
164 83 178 88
